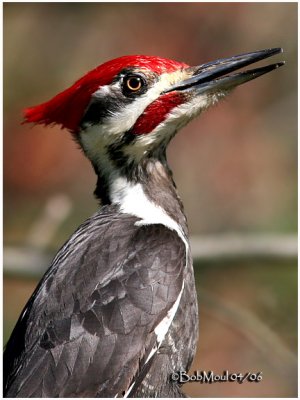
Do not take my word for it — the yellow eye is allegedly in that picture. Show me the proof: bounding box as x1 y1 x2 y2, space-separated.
125 76 143 92
122 73 147 97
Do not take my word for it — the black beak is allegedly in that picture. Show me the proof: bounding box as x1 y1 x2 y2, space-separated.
165 48 285 94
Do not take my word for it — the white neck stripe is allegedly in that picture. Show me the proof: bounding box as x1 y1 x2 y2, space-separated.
110 177 188 249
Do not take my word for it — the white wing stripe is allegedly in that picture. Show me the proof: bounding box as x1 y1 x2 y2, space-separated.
123 283 184 398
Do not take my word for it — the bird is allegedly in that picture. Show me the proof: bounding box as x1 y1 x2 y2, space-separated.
4 48 284 398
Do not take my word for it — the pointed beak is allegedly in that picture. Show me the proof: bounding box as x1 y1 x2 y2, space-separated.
164 48 285 95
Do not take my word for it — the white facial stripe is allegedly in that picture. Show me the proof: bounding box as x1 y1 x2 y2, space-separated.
93 83 113 97
91 69 190 135
123 90 227 161
80 89 187 169
80 72 186 166
80 68 226 168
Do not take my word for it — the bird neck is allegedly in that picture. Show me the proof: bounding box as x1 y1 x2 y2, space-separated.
93 156 188 233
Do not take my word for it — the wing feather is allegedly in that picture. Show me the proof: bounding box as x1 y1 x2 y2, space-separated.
4 207 186 397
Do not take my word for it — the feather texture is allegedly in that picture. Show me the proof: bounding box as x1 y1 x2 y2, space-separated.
4 205 191 397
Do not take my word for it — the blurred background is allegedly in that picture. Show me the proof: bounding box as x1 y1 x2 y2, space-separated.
3 3 297 397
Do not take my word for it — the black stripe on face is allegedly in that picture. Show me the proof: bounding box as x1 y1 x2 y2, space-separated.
106 132 137 174
79 92 134 130
79 68 159 130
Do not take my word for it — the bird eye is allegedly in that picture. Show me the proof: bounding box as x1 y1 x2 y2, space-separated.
126 77 142 91
122 74 147 96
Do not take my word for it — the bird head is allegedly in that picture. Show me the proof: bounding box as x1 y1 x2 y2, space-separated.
24 49 284 182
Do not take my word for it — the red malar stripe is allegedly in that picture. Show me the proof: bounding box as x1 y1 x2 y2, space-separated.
23 55 188 133
130 92 184 135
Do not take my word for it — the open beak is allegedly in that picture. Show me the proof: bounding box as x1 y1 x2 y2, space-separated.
165 48 285 94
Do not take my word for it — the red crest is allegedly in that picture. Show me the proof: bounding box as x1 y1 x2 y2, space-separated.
23 55 187 133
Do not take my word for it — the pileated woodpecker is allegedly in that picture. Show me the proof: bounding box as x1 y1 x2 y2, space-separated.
4 48 284 397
